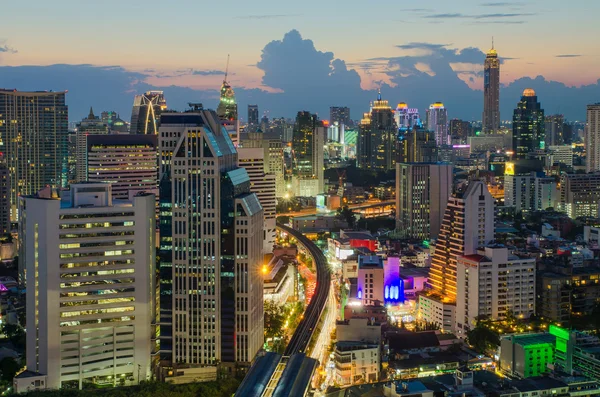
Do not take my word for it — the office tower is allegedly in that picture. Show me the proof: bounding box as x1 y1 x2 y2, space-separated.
482 44 500 133
456 246 535 335
330 106 350 126
292 111 325 196
560 172 600 218
85 134 158 200
247 105 259 131
156 106 206 364
396 163 452 240
428 181 495 302
238 147 276 254
395 103 420 129
0 89 68 221
548 145 574 167
449 119 472 143
0 159 9 236
19 183 156 389
504 171 558 213
586 104 600 173
357 90 397 170
75 107 109 181
240 129 286 197
217 72 239 145
545 114 564 147
397 126 438 163
130 91 167 135
512 89 545 159
426 102 448 146
170 108 264 371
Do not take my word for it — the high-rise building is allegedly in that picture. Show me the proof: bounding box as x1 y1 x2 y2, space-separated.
395 103 420 129
130 91 167 135
330 106 350 126
0 89 68 220
586 104 600 173
482 44 500 133
545 114 565 147
75 107 109 182
357 91 397 170
0 159 9 236
240 129 286 197
85 134 158 201
247 105 259 131
292 111 325 196
397 126 438 163
428 181 495 302
396 163 452 240
170 108 264 372
426 102 448 146
548 145 574 168
456 246 535 335
512 89 545 159
19 183 156 389
504 171 559 213
238 147 276 254
560 172 600 218
449 119 472 143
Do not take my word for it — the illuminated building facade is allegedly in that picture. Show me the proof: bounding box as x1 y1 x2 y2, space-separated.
75 107 109 182
20 183 156 390
544 114 564 147
240 129 285 197
384 257 403 305
395 163 452 240
330 106 350 126
428 181 495 302
85 134 158 201
357 255 384 305
130 91 167 135
397 126 438 163
170 108 264 372
395 103 420 129
357 90 397 170
0 89 68 221
586 104 600 173
483 45 500 133
0 159 9 236
449 119 472 143
247 105 259 132
512 89 545 159
292 111 325 195
560 172 600 218
426 102 448 146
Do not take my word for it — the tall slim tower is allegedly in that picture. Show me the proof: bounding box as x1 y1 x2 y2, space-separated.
130 91 167 135
586 104 600 173
75 107 108 182
428 181 495 302
426 102 448 146
247 105 259 131
483 42 500 133
170 108 263 371
512 88 545 159
0 89 68 220
357 90 397 170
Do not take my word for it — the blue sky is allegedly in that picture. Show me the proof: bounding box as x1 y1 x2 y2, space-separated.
1 0 599 121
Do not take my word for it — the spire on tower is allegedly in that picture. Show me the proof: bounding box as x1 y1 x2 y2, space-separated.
492 36 494 49
377 88 382 101
88 106 95 119
224 54 230 83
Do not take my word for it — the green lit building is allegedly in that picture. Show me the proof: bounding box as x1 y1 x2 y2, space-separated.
551 325 600 381
500 333 555 378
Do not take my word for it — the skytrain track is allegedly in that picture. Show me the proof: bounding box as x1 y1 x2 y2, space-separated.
276 223 331 356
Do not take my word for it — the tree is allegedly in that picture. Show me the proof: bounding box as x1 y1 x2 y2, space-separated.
0 357 20 382
264 301 286 340
336 206 355 229
466 323 500 354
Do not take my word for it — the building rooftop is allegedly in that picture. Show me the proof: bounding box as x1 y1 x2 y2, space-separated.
508 333 556 347
358 255 383 270
388 331 440 351
335 341 379 352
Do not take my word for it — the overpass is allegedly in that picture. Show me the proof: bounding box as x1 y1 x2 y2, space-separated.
235 223 331 397
277 199 394 218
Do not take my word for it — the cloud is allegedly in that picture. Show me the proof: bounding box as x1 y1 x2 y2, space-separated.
235 14 300 20
555 54 582 58
0 41 17 54
472 20 526 24
192 69 226 76
396 42 452 51
480 1 524 6
422 12 533 20
425 13 464 19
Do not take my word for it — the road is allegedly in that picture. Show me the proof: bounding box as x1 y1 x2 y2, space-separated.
277 224 331 356
277 200 394 218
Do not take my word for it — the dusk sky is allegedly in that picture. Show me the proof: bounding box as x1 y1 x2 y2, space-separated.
1 0 599 121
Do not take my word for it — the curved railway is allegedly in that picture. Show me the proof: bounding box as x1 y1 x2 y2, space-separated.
277 223 331 356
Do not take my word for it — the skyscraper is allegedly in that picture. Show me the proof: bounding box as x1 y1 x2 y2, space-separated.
20 183 156 390
586 104 600 173
512 89 545 159
428 181 495 302
292 111 325 195
130 91 167 135
75 107 108 182
426 102 448 146
397 126 438 163
330 106 350 126
482 44 500 133
85 134 158 200
396 163 452 240
449 119 472 143
247 105 259 131
0 89 68 220
357 91 397 170
240 129 286 197
170 108 263 372
545 114 565 147
0 159 9 236
394 103 420 129
217 70 239 145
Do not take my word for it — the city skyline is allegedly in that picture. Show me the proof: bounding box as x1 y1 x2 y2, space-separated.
1 1 600 121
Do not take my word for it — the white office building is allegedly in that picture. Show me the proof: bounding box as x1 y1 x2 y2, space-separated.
455 246 536 337
334 341 380 386
548 145 573 168
504 172 559 213
19 183 156 390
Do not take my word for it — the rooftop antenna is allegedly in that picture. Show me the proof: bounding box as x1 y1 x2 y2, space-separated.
492 36 494 49
224 54 230 83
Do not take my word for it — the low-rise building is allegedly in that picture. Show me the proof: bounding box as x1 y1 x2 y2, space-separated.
334 341 380 386
336 318 381 344
292 214 348 233
500 333 556 378
263 256 295 306
418 294 456 334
